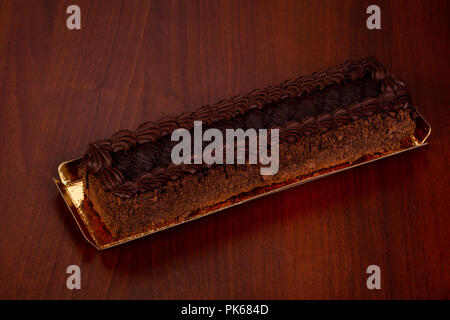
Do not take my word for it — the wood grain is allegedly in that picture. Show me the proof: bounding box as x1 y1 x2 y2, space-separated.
0 0 448 299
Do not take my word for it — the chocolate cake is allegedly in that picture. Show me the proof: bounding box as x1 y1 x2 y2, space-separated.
79 57 418 238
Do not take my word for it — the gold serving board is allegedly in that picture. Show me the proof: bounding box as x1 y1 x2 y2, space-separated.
54 113 431 250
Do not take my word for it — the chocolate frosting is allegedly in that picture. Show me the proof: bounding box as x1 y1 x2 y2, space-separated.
82 57 416 198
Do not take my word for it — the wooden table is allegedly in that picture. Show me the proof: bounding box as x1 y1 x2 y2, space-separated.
0 0 448 299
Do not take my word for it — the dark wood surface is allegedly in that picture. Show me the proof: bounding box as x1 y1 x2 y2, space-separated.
0 0 448 299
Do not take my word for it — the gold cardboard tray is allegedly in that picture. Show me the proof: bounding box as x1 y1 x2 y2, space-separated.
54 113 431 250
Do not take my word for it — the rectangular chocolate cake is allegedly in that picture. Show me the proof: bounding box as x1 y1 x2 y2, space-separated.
78 57 418 238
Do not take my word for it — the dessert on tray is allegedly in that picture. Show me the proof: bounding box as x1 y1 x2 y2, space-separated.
78 57 418 238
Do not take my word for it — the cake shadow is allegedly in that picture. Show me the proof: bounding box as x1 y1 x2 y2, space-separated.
92 146 429 275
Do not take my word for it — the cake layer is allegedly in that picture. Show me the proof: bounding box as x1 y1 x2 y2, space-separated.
81 109 415 237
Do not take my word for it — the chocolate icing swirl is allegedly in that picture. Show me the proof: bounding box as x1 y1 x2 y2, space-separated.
81 57 416 198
